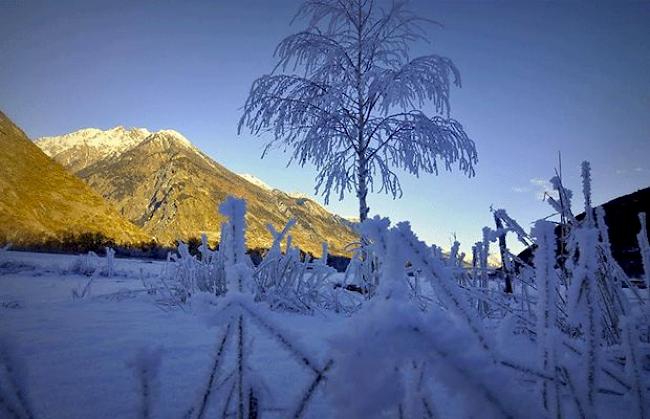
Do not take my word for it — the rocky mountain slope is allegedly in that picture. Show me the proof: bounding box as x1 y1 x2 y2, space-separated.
36 127 358 256
0 111 149 245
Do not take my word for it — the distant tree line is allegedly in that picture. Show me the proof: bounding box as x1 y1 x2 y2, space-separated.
184 236 350 271
2 232 351 271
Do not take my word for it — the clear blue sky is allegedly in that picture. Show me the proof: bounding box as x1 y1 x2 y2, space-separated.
1 0 649 254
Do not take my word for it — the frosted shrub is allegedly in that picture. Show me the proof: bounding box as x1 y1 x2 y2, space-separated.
161 196 353 314
167 243 196 303
69 248 121 279
533 220 562 416
197 234 227 295
252 220 338 314
169 235 227 299
342 238 382 299
69 250 100 276
327 217 528 418
164 199 246 302
219 197 253 293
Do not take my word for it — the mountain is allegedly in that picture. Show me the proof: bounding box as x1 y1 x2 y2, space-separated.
517 187 650 278
37 126 153 173
36 127 358 256
0 111 149 245
583 187 650 278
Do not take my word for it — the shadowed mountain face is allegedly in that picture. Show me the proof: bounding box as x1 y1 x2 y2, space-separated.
0 111 149 244
587 187 650 278
517 187 650 278
36 127 358 256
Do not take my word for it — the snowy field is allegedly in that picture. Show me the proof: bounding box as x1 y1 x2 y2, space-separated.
0 251 347 419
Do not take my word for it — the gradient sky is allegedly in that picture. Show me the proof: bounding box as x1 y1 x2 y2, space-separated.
1 0 649 254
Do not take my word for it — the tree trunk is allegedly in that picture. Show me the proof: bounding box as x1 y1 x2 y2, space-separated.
355 1 368 224
357 155 369 223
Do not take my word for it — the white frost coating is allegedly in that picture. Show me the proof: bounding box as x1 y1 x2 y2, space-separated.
359 216 495 358
547 176 574 221
395 221 495 358
327 293 531 419
219 197 248 267
620 316 648 419
568 226 601 417
494 208 531 246
533 221 561 418
596 207 612 255
219 196 252 293
266 218 296 257
105 247 115 278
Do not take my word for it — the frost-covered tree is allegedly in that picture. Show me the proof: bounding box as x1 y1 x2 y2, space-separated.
239 0 477 222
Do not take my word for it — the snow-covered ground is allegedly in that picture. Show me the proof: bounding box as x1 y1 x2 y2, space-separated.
0 251 345 419
1 230 648 419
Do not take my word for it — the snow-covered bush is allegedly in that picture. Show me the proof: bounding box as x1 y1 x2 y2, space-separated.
162 197 252 302
252 220 338 313
69 250 100 276
160 197 358 315
327 295 531 418
68 248 119 278
219 197 254 294
342 236 382 300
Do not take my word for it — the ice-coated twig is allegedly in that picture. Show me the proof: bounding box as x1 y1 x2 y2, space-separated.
533 220 562 418
184 322 233 419
393 221 495 358
235 301 321 374
236 315 245 419
291 359 333 419
620 316 648 419
221 381 236 419
128 347 162 419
